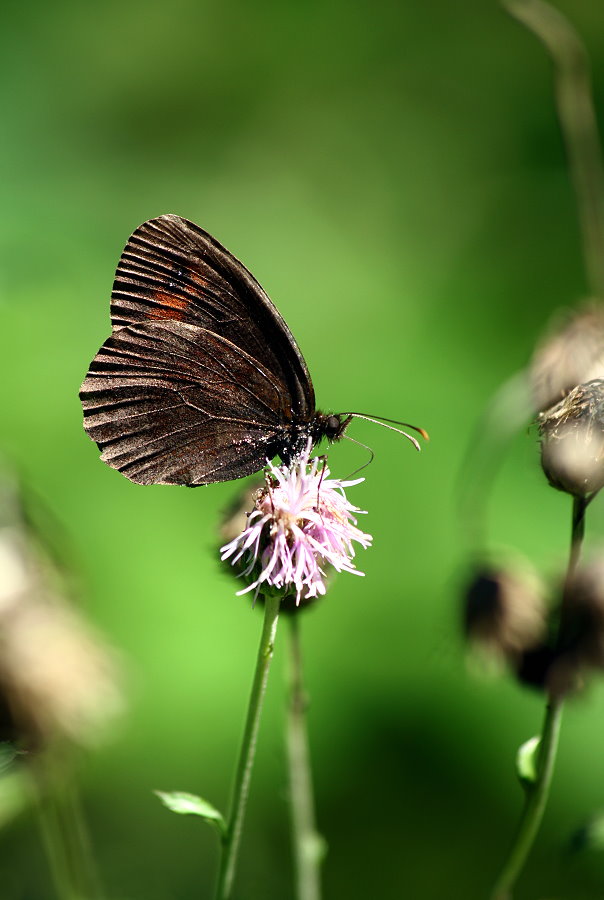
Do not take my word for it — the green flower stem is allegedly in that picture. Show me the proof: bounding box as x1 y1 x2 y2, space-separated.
490 698 563 900
490 495 587 900
501 0 604 298
215 593 281 900
566 493 587 586
286 616 322 900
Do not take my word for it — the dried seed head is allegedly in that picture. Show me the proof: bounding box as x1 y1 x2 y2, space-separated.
530 305 604 413
560 554 604 670
462 561 546 662
0 521 123 750
515 554 604 698
539 379 604 497
515 643 559 692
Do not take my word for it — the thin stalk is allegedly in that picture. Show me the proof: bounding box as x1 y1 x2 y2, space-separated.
490 495 587 899
35 781 78 900
566 494 586 581
215 593 281 900
32 753 103 900
490 698 563 900
502 0 604 299
59 778 105 900
286 616 323 900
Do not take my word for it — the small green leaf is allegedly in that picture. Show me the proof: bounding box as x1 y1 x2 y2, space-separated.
516 735 540 786
154 790 226 835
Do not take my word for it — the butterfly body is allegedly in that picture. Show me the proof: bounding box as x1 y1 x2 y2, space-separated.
80 215 349 486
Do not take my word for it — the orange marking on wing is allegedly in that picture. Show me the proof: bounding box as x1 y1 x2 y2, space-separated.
189 271 207 288
149 292 189 321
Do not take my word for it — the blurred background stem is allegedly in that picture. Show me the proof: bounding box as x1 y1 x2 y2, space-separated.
490 495 587 899
215 593 281 900
502 0 604 299
461 0 604 559
33 755 103 900
487 4 604 894
286 616 323 900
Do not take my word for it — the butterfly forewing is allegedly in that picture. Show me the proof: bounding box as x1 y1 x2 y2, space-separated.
110 215 314 417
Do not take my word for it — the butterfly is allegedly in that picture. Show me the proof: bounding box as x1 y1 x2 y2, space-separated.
80 215 425 487
80 215 357 486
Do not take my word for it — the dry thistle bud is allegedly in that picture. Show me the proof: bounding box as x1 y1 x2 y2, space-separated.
516 554 604 698
539 379 604 497
462 562 545 663
0 524 123 750
515 643 559 692
559 554 604 670
530 305 604 413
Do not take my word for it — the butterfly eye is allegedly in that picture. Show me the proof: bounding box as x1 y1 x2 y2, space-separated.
326 415 344 438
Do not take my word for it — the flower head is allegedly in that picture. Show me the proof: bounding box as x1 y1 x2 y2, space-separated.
538 378 604 496
530 304 604 413
462 558 546 664
0 462 123 750
220 442 372 604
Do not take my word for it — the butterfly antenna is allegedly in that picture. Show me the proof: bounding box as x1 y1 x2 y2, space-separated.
342 434 375 478
341 413 429 451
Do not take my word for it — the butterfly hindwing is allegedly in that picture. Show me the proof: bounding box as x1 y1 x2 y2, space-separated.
80 320 291 485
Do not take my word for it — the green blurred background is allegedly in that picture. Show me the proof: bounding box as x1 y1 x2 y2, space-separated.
3 1 604 897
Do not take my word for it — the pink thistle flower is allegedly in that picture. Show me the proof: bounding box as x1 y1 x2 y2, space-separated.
220 442 372 604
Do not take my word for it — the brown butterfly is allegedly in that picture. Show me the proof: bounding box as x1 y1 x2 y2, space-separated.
80 215 424 486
